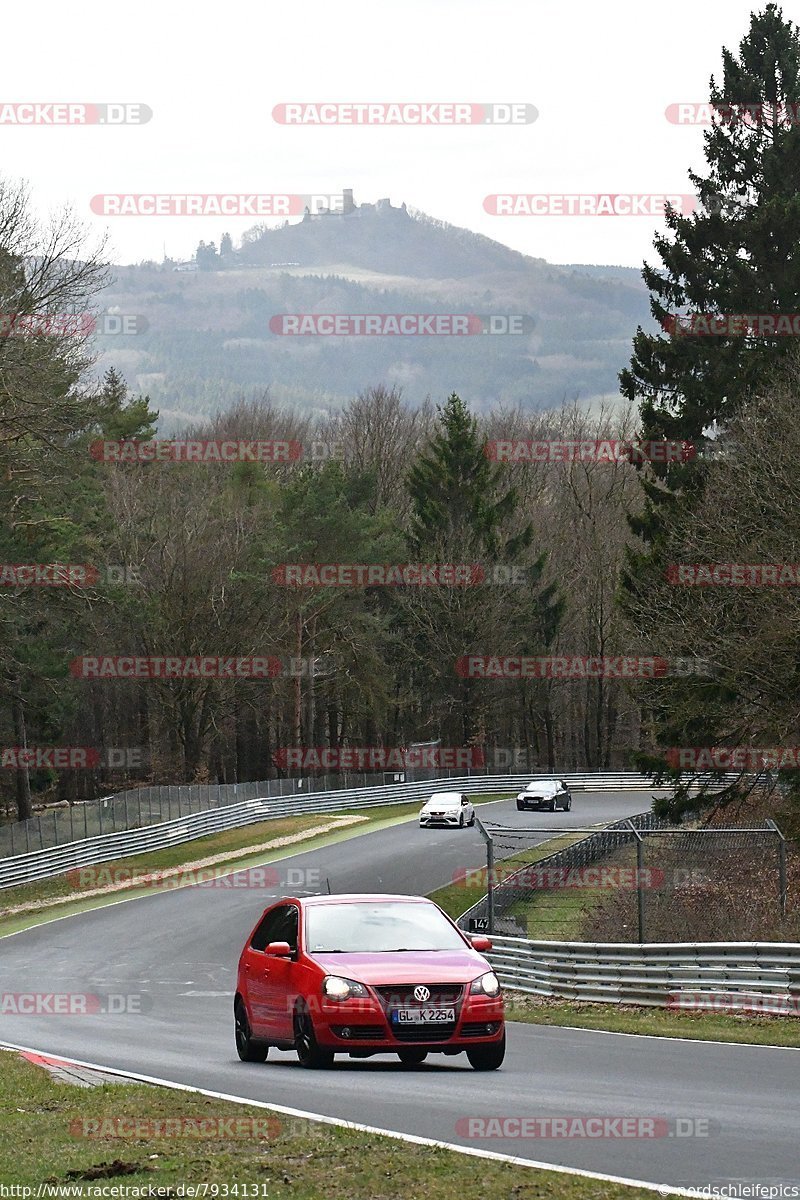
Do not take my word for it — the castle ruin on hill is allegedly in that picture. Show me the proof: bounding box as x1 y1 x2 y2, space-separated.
302 188 408 221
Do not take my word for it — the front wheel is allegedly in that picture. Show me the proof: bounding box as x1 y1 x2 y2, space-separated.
398 1048 428 1066
294 1006 334 1069
234 1001 268 1063
549 799 556 812
466 1033 505 1071
516 800 524 811
468 813 476 826
564 797 572 811
459 813 464 827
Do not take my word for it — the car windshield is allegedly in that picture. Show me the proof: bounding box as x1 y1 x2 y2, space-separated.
305 901 468 953
527 781 557 793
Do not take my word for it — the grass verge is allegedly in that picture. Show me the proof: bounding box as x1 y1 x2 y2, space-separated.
0 1048 658 1196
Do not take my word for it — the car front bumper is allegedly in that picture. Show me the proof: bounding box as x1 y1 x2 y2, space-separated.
311 993 505 1051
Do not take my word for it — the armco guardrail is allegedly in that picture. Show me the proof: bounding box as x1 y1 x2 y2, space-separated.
0 769 738 860
487 936 800 1008
0 771 732 891
1 771 664 858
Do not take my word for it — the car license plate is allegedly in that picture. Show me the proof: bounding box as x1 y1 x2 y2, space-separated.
393 1007 455 1024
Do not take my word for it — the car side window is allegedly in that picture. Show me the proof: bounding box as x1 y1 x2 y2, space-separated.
461 796 468 805
250 905 288 952
271 904 299 952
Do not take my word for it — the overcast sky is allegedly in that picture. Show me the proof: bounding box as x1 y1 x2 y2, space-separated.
1 0 772 268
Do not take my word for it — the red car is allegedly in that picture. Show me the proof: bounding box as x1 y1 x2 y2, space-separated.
234 893 505 1070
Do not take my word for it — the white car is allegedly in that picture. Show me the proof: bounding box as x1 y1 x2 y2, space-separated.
419 792 475 828
516 778 572 812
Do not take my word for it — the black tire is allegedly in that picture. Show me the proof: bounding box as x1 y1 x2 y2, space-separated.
397 1048 428 1066
549 799 556 812
565 797 572 811
466 1033 506 1071
459 813 465 828
468 813 476 826
234 1000 268 1063
294 1006 334 1069
516 800 524 811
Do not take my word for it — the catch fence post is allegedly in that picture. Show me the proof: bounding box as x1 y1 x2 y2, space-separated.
475 818 495 934
766 819 788 917
628 820 645 942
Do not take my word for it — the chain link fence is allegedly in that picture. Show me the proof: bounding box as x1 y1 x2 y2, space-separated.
459 814 790 942
0 773 399 859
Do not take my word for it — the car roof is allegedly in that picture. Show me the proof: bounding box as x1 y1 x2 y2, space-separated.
296 893 435 908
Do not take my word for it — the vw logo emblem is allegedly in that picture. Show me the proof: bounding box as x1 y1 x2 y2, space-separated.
413 985 430 1002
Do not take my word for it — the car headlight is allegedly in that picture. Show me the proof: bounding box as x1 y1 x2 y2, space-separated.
470 971 501 997
322 975 369 1000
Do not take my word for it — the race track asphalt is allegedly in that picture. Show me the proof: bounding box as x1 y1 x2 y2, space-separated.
1 789 797 1192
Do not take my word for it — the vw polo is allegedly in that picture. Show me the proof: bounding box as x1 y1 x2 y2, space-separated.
234 893 505 1070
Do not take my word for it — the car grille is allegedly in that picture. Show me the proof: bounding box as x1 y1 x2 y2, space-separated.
373 983 464 1042
374 984 464 1009
330 1024 385 1041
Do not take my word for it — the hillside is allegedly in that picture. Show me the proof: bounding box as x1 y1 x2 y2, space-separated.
94 195 653 429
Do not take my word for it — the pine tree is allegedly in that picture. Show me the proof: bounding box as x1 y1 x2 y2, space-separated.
404 392 562 750
621 3 800 546
407 392 531 560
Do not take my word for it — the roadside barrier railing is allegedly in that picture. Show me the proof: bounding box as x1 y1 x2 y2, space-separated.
488 935 800 1010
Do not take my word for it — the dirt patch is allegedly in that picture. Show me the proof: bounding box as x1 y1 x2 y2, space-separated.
1 815 366 918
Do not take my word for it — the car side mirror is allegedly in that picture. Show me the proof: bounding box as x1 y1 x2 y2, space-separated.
265 941 292 957
470 935 492 952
